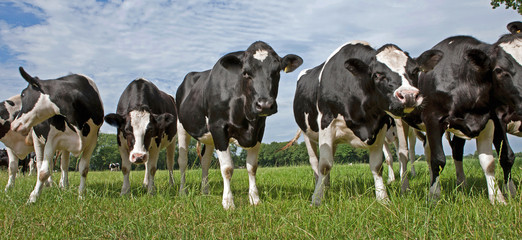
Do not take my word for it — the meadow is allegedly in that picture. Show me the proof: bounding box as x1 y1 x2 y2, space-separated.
1 158 521 239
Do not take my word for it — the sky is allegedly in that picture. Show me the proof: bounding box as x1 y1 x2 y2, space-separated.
0 0 520 155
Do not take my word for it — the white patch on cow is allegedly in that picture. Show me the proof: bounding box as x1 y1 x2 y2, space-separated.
319 41 371 82
11 94 60 134
253 50 269 62
507 120 522 136
448 40 454 45
499 38 522 65
297 69 310 81
376 46 421 107
129 110 151 157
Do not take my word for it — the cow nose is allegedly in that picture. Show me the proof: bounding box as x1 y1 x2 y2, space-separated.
255 99 276 116
396 89 420 112
131 153 147 164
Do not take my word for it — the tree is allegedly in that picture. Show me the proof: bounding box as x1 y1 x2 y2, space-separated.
491 0 522 15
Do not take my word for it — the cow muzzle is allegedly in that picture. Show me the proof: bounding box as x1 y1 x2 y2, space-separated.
255 99 277 117
130 152 148 164
395 89 422 113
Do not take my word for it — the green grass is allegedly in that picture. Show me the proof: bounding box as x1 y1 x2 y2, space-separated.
1 158 521 239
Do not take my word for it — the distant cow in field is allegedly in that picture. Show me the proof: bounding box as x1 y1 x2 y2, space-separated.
104 78 177 195
11 67 104 203
176 41 303 209
0 95 37 191
292 41 442 205
109 163 120 171
0 149 7 169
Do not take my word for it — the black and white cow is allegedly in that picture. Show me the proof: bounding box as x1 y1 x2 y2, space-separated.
402 35 517 204
176 41 303 209
293 41 442 205
382 119 418 183
109 162 121 171
445 29 522 198
0 95 37 191
11 67 104 203
27 152 37 176
104 78 177 195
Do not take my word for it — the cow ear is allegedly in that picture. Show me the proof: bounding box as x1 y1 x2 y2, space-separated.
507 21 522 34
465 49 491 72
19 67 42 90
155 113 175 129
416 50 443 72
104 113 125 128
220 54 242 73
344 58 369 77
281 54 303 73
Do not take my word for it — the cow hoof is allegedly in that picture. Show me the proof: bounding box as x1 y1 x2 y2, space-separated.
504 181 517 198
249 194 260 206
222 200 235 210
489 194 507 205
120 188 130 196
310 195 322 206
27 193 38 204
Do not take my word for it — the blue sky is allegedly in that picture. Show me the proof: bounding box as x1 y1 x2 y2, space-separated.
0 0 520 155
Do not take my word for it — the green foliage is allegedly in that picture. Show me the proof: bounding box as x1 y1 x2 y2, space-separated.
490 0 522 15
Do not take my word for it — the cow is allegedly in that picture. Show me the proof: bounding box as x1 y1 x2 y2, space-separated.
27 152 36 175
11 67 104 203
444 29 522 198
401 35 519 204
292 41 442 205
176 41 303 209
0 149 7 168
104 78 177 195
0 95 38 191
507 21 522 34
109 163 120 171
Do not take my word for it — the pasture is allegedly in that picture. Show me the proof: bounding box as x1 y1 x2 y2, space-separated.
1 158 521 239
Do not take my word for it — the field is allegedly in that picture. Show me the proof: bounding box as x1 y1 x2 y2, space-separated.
1 158 521 239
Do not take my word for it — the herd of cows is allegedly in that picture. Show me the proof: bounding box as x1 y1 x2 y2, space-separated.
0 21 520 209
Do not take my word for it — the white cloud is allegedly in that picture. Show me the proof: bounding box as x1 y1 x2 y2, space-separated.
0 0 521 154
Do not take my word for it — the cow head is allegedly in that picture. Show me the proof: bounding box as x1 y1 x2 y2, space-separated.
0 95 22 139
507 21 522 34
353 45 442 118
104 109 175 164
490 33 522 120
11 67 60 135
220 41 303 121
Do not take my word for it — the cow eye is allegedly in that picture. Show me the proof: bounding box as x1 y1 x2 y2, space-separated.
493 67 503 75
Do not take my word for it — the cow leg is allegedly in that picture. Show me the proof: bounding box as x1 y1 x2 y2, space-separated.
311 125 335 206
448 135 466 187
28 143 54 203
201 144 214 195
476 120 505 204
145 150 159 195
383 143 395 184
166 141 175 187
78 139 97 199
493 117 516 197
408 129 417 177
246 142 261 205
425 119 445 202
177 122 189 195
303 134 320 185
59 151 70 188
216 147 235 209
5 148 19 191
395 119 410 192
369 127 389 202
120 147 131 195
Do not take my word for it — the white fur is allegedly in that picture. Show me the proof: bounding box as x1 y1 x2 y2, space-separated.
253 50 269 62
376 46 420 101
499 38 522 65
129 110 151 157
12 94 60 134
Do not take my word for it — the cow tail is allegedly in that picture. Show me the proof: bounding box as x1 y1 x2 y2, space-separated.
278 129 302 152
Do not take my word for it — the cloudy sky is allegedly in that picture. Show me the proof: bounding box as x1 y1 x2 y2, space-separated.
0 0 520 155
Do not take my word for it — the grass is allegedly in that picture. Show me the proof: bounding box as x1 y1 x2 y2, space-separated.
1 158 521 239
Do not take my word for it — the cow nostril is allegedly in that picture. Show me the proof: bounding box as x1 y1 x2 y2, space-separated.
396 92 405 102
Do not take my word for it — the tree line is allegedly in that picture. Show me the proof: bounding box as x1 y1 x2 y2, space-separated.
60 133 521 172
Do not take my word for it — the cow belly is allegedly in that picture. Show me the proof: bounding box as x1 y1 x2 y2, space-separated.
507 120 522 137
329 116 370 149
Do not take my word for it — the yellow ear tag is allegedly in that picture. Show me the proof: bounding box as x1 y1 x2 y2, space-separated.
284 66 290 73
518 30 521 33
